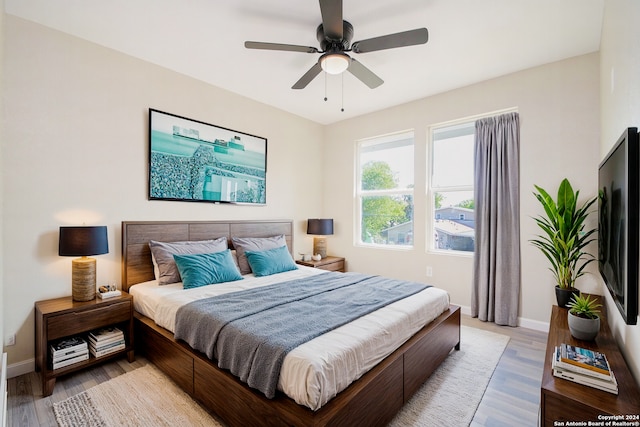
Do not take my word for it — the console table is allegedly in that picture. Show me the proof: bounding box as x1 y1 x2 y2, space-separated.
540 296 640 425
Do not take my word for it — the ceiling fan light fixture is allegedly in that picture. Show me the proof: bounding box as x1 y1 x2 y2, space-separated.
320 53 350 75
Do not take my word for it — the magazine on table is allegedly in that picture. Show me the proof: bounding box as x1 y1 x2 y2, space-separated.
89 338 125 352
52 347 89 363
52 352 89 370
552 348 618 394
89 334 124 347
91 342 126 358
89 327 123 342
557 344 612 381
50 336 87 357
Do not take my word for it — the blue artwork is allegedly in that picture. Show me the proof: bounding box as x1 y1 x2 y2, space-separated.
149 109 267 205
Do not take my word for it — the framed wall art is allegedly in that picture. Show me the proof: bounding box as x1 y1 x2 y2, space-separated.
149 109 267 205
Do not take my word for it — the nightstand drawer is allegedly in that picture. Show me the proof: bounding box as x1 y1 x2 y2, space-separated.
321 260 345 272
47 301 131 340
296 256 346 272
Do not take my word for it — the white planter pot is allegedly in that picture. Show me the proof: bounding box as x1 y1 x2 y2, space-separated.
567 312 600 341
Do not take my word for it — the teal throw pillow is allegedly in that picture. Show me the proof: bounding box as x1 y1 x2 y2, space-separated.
245 245 298 277
173 250 243 289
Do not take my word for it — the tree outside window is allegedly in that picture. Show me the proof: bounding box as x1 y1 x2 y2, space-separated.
357 132 414 247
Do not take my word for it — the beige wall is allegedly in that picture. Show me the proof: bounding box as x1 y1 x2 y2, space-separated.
324 53 601 328
0 0 5 356
2 16 324 369
599 0 640 382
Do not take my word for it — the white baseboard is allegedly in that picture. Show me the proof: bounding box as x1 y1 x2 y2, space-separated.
6 358 34 379
517 317 549 332
458 304 550 332
459 305 473 316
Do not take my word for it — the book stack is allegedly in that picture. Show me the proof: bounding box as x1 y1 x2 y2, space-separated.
88 327 125 358
552 343 618 394
50 336 89 370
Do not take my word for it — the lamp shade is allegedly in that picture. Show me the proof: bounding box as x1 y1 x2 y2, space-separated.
59 226 109 256
307 219 334 236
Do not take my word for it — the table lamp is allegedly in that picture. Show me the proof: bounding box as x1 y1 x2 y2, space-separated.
307 219 334 259
59 226 109 301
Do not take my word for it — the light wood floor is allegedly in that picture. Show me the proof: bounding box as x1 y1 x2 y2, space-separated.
465 316 548 426
7 315 548 427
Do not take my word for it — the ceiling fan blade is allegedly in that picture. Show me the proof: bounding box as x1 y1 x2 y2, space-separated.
319 0 343 41
292 63 323 89
351 28 429 53
245 41 319 54
348 59 383 89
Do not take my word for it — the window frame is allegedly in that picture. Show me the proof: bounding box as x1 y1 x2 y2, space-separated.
355 130 415 250
427 108 517 255
427 119 476 256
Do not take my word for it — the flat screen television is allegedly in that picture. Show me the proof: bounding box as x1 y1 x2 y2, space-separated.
149 109 267 205
598 127 639 325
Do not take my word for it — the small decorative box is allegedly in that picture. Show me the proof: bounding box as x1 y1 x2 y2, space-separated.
97 290 122 299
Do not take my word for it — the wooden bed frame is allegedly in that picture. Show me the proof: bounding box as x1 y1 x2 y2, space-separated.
122 220 461 427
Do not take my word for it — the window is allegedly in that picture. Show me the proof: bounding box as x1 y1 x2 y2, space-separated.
429 121 475 253
356 131 414 247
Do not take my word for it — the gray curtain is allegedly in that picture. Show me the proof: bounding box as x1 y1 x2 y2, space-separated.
471 112 520 326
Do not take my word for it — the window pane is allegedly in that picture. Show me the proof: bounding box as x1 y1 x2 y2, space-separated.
432 133 474 188
358 132 414 248
361 195 413 245
434 191 474 252
360 136 413 191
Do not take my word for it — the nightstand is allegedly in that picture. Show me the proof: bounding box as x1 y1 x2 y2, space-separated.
35 292 134 396
296 256 346 272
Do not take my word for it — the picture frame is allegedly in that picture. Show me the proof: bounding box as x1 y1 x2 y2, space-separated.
149 109 267 205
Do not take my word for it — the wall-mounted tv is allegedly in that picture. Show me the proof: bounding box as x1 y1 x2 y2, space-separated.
598 127 639 325
149 109 267 205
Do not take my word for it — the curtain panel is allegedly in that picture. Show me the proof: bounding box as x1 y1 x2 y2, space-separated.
472 112 520 326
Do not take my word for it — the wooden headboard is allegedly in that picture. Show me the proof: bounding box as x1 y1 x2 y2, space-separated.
121 220 294 292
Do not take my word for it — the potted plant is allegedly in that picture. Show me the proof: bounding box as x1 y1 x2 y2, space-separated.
567 294 601 340
531 178 597 307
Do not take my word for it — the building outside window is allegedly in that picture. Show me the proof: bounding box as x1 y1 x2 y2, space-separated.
429 121 475 253
356 131 414 247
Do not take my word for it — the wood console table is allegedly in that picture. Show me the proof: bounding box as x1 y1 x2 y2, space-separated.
540 296 640 426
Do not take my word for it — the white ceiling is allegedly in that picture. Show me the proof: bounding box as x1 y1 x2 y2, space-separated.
5 0 604 125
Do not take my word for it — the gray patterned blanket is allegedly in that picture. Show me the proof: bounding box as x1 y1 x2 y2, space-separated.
174 271 429 398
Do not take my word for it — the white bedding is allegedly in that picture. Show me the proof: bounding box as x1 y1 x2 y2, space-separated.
129 266 450 410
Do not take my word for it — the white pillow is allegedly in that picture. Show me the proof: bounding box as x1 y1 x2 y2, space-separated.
151 252 160 280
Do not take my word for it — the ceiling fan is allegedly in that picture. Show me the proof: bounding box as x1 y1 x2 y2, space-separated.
244 0 429 90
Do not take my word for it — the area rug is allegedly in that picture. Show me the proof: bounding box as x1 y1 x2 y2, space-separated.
388 325 510 426
53 364 220 427
54 326 509 427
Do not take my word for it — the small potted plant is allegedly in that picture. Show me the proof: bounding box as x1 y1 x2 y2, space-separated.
530 178 597 307
567 294 601 340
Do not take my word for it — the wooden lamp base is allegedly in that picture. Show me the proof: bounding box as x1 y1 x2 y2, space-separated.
72 256 97 301
313 237 328 259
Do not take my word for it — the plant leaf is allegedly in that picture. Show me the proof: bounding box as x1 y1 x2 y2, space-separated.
531 179 597 290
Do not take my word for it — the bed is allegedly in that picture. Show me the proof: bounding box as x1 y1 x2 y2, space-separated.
122 220 460 427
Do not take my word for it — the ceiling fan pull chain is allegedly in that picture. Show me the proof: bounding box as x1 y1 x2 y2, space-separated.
324 72 328 101
341 73 345 112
